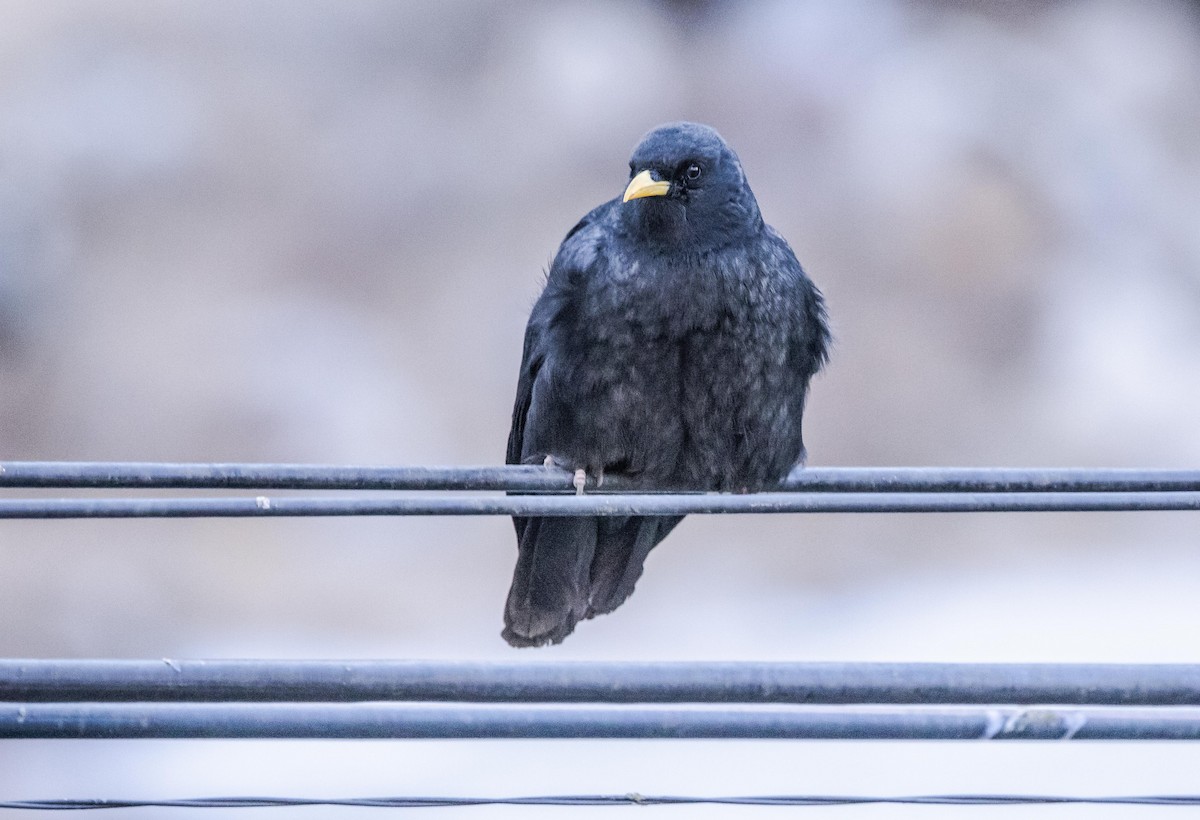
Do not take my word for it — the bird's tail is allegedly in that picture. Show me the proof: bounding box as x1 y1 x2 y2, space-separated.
503 516 597 647
586 516 683 617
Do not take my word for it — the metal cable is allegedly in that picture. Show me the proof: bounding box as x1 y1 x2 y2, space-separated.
1 462 1198 492
4 793 1200 809
1 490 1198 518
4 660 1199 705
3 703 1200 740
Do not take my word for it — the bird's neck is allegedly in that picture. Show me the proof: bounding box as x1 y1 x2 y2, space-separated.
620 196 762 254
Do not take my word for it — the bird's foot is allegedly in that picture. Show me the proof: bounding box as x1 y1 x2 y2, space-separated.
538 456 598 494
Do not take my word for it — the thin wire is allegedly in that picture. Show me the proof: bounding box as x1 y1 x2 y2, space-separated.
4 793 1200 810
1 491 1198 519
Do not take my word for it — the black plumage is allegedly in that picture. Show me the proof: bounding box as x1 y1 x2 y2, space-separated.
503 122 830 647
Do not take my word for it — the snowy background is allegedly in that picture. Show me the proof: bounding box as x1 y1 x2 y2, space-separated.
1 0 1199 815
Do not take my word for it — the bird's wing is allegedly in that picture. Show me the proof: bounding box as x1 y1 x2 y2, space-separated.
504 202 629 648
761 225 831 473
505 319 543 467
506 200 616 467
762 225 830 379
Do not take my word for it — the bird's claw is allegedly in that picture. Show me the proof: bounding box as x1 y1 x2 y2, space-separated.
541 456 591 494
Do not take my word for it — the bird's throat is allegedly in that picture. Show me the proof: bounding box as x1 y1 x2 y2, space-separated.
627 200 690 248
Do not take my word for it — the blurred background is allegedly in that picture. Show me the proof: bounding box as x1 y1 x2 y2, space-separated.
1 0 1199 815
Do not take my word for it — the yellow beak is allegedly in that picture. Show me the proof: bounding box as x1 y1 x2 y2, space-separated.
622 170 671 202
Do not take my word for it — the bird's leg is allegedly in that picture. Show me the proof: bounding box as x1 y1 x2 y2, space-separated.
539 455 591 494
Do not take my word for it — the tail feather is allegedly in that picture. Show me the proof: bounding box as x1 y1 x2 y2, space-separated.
503 516 597 647
586 515 684 618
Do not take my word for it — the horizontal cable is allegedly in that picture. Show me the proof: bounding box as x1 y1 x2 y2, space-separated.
0 491 1198 518
6 794 1200 809
2 703 1200 740
3 660 1199 706
1 462 1198 492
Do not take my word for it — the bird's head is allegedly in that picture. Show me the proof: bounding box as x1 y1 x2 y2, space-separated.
620 122 762 251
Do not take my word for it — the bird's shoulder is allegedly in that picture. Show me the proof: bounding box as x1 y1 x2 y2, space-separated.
756 223 831 372
518 198 620 368
548 197 621 282
523 198 629 333
754 223 806 279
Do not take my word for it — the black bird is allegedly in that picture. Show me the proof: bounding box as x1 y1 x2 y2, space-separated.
504 122 829 647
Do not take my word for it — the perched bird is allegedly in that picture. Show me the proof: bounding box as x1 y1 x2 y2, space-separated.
503 122 829 647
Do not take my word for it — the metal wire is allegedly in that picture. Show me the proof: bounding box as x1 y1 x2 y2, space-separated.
3 703 1200 740
5 794 1200 809
2 462 1198 492
3 467 1199 807
1 490 1199 518
4 463 1196 516
4 660 1199 705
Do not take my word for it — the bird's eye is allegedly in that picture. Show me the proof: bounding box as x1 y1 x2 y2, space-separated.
684 162 702 181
